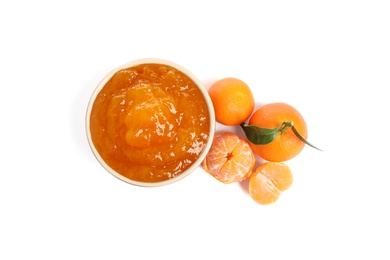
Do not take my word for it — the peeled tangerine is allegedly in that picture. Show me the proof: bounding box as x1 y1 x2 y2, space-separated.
249 162 293 205
202 132 255 184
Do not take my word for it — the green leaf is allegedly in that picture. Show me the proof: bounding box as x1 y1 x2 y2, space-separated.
240 122 323 152
240 123 278 145
291 125 323 151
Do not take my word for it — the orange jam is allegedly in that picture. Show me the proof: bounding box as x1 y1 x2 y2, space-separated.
89 63 210 182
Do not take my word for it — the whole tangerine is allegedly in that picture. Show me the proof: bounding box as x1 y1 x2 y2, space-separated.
208 77 254 126
249 102 308 162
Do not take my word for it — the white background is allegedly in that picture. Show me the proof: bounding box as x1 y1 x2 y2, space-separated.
1 0 389 259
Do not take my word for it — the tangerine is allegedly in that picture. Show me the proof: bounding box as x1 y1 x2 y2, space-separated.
202 132 256 184
249 102 308 162
208 77 254 126
249 162 293 205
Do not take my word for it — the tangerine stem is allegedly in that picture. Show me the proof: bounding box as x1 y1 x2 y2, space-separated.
241 121 322 151
278 121 293 135
279 121 322 151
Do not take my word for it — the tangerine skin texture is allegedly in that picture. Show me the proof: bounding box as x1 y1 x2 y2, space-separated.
249 102 308 162
89 64 210 182
208 77 254 126
202 132 255 184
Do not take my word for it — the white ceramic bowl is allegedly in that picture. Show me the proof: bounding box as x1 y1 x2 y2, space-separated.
86 58 215 187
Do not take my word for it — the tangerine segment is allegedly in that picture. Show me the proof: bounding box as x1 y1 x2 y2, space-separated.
203 132 255 184
249 162 293 205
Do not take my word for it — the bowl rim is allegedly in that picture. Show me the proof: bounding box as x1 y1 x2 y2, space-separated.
85 58 216 187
